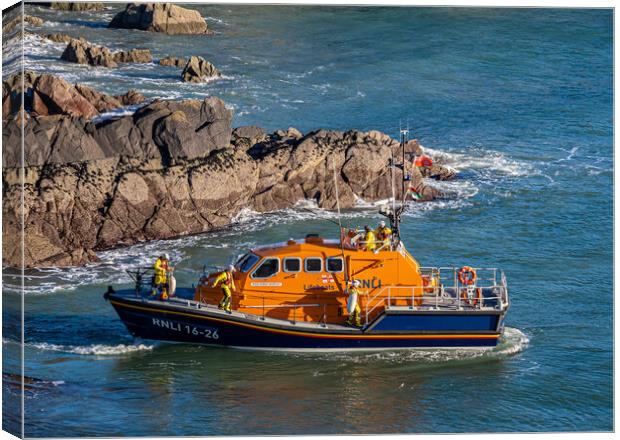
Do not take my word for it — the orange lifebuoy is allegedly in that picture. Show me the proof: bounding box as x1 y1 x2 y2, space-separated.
458 266 477 285
460 287 482 306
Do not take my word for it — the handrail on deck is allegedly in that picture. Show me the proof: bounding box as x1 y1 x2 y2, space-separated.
363 266 508 325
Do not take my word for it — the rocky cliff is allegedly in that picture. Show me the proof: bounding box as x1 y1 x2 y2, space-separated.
2 76 453 268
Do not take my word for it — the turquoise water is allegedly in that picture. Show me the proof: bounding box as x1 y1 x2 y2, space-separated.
3 5 613 436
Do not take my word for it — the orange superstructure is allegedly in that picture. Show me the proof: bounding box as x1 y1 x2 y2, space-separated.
194 235 426 324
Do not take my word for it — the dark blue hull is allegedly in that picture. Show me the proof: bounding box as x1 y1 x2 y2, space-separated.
107 292 505 350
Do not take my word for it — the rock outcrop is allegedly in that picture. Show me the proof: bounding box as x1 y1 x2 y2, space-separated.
181 56 221 82
60 39 153 67
3 15 43 33
3 124 450 268
48 2 105 11
61 38 117 68
2 71 145 121
3 94 232 168
43 33 76 43
2 77 454 268
109 3 209 35
113 48 152 64
159 56 186 68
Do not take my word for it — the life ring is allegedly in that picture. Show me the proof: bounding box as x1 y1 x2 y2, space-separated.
460 287 482 306
458 266 477 285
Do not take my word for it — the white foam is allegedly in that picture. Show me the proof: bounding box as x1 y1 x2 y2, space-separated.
204 16 229 25
91 104 144 123
284 327 528 364
26 342 155 356
423 146 532 178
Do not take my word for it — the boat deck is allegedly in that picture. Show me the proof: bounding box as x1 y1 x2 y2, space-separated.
113 284 506 334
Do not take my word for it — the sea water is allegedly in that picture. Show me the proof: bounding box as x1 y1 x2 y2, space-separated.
2 5 612 435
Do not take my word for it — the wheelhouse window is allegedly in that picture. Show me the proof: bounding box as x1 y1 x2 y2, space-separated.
326 257 343 273
236 253 260 273
251 258 280 279
305 257 323 273
283 257 301 273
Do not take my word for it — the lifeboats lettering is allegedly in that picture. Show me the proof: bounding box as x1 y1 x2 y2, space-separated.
151 318 219 339
250 282 283 287
304 284 334 291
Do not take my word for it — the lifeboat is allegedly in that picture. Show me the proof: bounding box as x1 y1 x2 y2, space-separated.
104 129 510 351
104 234 509 350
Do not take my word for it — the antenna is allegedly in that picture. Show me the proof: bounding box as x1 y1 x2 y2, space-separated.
331 157 349 286
388 123 411 244
400 126 409 209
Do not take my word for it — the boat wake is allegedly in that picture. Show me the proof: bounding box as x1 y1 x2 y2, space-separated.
286 327 528 364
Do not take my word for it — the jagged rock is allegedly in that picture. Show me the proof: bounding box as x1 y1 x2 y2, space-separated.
61 39 117 67
59 37 152 65
72 84 145 113
181 56 221 83
43 33 79 43
421 163 457 181
3 15 43 33
115 89 145 106
74 83 124 113
113 48 152 64
2 72 145 121
31 74 100 119
159 56 186 68
49 2 105 11
109 3 209 35
2 71 36 118
2 80 454 268
404 139 424 156
232 126 266 149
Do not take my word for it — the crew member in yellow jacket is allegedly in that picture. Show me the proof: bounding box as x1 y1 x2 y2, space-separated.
374 220 393 250
363 225 377 252
152 253 170 299
213 264 236 313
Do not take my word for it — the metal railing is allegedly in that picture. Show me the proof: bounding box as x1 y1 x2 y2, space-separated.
363 267 509 325
126 267 175 298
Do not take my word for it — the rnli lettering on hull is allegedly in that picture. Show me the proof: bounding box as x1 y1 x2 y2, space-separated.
360 278 382 289
151 317 220 339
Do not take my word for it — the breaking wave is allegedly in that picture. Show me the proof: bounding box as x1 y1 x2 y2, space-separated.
424 146 533 179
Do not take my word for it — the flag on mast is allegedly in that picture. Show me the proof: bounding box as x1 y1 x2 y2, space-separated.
406 185 424 201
